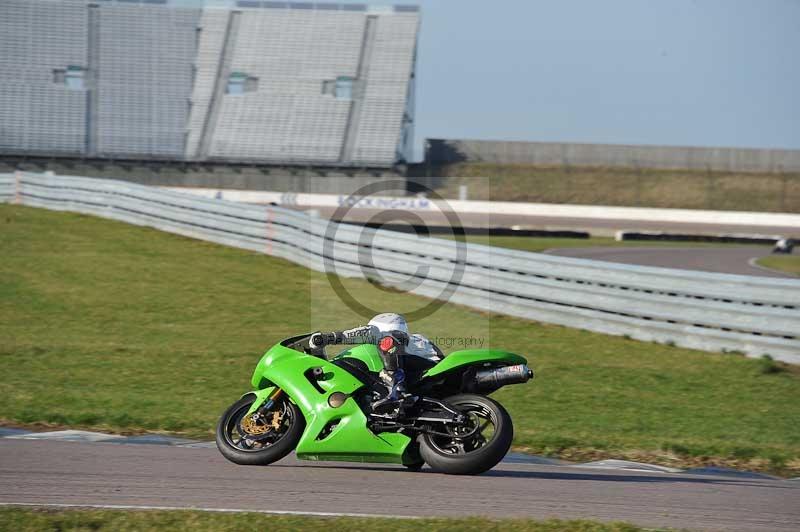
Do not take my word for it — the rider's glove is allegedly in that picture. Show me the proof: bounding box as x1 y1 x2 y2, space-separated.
341 325 378 343
309 332 325 348
310 331 340 348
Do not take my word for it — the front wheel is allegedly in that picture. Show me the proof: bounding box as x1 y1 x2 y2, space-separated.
419 394 513 475
215 394 305 466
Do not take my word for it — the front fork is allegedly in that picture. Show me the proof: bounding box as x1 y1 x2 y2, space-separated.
244 387 283 418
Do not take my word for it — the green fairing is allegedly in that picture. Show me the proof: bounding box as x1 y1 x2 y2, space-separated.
332 346 528 381
248 342 412 464
422 349 528 379
332 344 384 372
244 387 276 417
245 342 526 465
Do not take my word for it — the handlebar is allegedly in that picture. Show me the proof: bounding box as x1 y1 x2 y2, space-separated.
309 331 343 348
309 327 409 349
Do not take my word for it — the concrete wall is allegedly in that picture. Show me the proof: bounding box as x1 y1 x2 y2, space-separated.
0 159 405 195
426 139 800 173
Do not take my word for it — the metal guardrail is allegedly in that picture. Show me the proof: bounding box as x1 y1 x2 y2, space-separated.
0 173 14 203
3 171 800 363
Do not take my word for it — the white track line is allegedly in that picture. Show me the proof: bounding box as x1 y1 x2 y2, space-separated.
0 502 419 520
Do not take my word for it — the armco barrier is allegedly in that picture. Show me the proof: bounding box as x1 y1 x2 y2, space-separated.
161 186 800 231
4 172 800 363
0 173 14 203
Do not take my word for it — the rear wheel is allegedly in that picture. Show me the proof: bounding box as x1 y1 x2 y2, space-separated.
419 394 513 475
215 394 305 466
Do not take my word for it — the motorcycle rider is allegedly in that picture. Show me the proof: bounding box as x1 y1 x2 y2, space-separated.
309 313 441 415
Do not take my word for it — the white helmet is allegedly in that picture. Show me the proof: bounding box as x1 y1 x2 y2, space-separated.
368 313 409 336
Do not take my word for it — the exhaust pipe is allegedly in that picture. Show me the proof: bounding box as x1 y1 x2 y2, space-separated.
473 364 533 390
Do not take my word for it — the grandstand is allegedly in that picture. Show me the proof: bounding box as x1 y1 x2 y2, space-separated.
0 0 419 169
0 0 90 156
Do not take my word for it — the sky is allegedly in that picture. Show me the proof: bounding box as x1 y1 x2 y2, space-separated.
191 0 800 155
409 0 799 154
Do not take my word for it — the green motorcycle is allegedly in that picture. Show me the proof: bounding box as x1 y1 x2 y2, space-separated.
216 332 533 475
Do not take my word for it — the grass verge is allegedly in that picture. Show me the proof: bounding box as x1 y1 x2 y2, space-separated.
0 508 643 532
463 235 751 254
2 205 799 476
431 164 800 212
756 255 800 276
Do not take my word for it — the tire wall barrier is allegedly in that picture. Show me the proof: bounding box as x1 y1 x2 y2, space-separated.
4 172 800 364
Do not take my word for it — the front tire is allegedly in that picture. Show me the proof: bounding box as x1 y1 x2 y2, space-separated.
216 394 305 466
419 394 513 475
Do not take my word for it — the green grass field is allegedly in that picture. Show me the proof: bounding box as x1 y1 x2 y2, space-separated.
431 164 800 212
2 204 799 475
757 255 800 276
0 508 642 532
464 235 750 254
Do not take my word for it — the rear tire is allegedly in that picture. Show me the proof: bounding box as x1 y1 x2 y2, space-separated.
216 394 305 466
419 394 513 475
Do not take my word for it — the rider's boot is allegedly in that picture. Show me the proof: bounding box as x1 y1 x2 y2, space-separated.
371 369 408 417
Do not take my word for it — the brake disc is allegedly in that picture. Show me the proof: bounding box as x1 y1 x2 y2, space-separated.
238 405 286 442
240 413 271 436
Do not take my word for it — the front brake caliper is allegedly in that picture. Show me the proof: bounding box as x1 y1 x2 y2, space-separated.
270 409 284 430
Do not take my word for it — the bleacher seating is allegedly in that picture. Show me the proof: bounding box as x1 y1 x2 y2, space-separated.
203 7 365 163
95 3 200 158
0 0 88 155
0 0 420 168
350 12 418 165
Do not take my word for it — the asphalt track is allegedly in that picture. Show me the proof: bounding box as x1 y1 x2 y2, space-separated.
546 246 796 278
299 203 796 277
1 439 798 531
296 206 800 238
297 206 799 277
